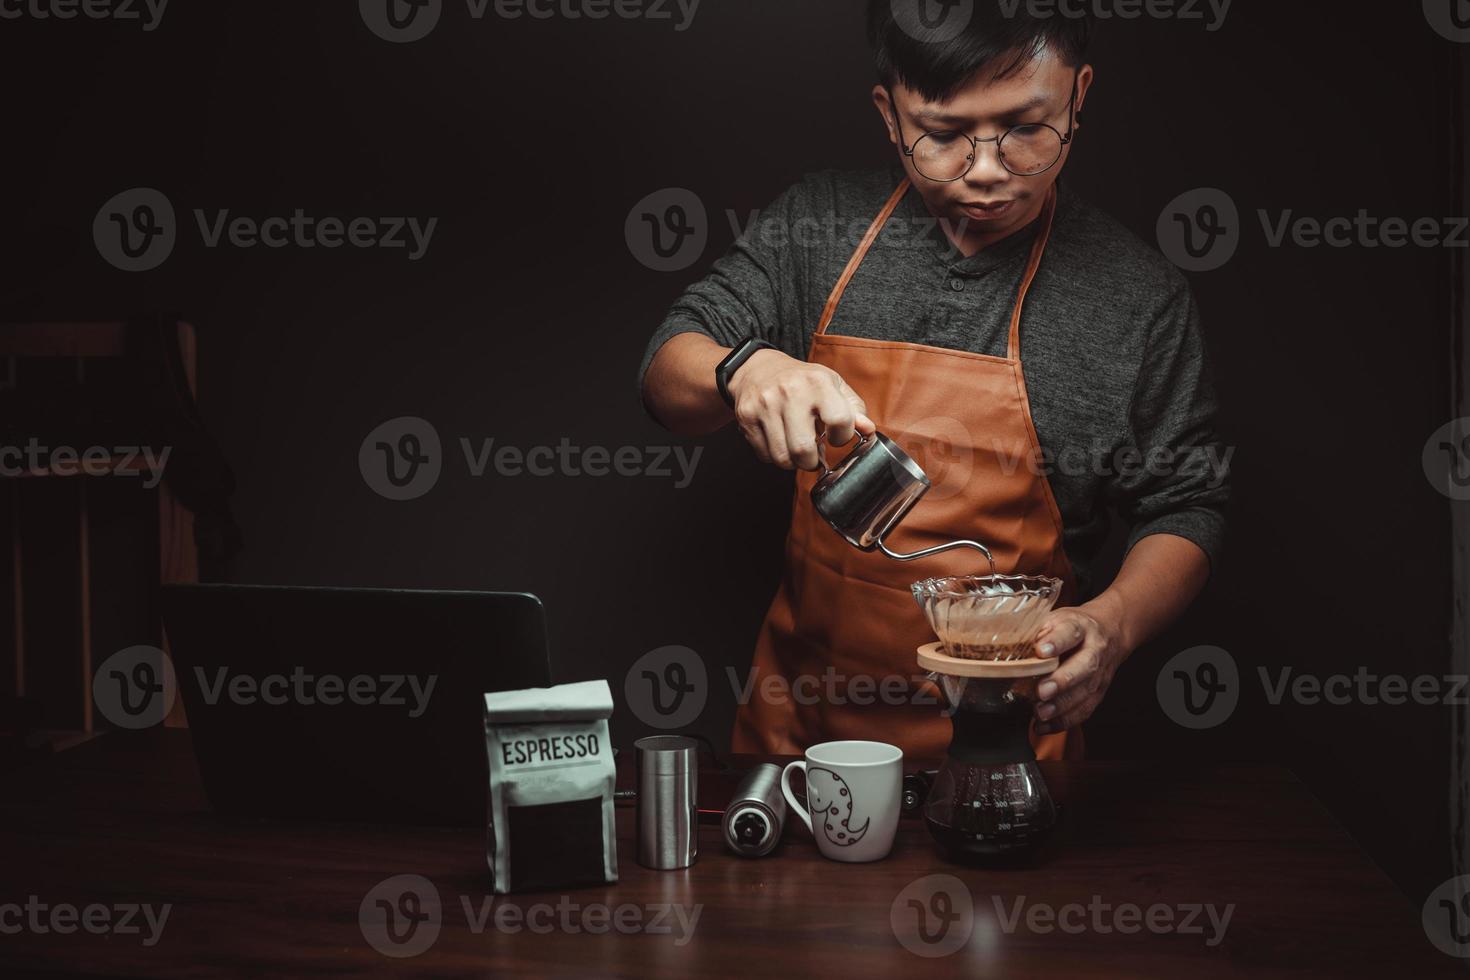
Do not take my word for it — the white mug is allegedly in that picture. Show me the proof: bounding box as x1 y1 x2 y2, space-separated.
780 740 903 863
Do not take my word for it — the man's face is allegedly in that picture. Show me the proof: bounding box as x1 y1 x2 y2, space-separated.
874 49 1093 242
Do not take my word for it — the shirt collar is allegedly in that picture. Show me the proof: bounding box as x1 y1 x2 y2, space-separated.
893 169 1068 277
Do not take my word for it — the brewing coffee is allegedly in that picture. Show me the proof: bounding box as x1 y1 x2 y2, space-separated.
912 574 1064 863
942 639 1038 661
912 575 1062 663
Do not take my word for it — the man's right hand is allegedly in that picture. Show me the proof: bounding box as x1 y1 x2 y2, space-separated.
726 349 876 471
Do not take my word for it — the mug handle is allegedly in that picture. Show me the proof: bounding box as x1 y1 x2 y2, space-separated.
780 761 813 835
817 429 870 477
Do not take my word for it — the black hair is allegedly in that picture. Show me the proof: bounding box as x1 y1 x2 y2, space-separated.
869 0 1092 102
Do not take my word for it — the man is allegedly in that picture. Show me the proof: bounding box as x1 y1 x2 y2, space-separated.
639 2 1228 759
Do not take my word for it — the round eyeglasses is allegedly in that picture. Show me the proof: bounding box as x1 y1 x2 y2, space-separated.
891 71 1079 181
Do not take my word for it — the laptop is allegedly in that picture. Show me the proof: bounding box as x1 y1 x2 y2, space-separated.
160 585 552 826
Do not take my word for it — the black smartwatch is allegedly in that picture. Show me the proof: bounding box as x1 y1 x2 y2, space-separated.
715 336 776 408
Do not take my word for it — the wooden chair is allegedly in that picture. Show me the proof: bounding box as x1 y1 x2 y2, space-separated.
1 321 198 736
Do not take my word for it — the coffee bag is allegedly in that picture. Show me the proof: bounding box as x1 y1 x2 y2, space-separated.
482 679 617 893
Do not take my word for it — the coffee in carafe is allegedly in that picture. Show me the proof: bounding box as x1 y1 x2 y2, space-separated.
922 670 1056 861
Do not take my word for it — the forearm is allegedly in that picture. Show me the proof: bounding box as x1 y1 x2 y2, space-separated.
641 332 735 437
1078 533 1210 655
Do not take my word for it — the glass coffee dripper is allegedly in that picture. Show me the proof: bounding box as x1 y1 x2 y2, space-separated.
912 574 1063 863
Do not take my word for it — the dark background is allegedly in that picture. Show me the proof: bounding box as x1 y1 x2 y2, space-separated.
0 1 1463 905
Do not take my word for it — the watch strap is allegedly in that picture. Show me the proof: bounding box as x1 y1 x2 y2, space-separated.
716 337 776 408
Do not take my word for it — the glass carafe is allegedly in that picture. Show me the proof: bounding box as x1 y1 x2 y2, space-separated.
923 671 1056 862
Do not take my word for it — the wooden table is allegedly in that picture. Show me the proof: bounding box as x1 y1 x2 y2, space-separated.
0 729 1455 977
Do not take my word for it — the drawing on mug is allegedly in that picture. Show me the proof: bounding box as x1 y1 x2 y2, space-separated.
808 767 870 846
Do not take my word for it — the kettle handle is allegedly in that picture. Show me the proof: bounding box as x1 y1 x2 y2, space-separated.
816 429 872 477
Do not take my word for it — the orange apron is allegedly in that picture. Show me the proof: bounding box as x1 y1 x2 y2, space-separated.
731 179 1082 762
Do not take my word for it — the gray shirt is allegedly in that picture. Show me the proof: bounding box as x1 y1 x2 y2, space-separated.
639 166 1230 597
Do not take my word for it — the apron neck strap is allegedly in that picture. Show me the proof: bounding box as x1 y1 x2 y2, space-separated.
815 180 1061 358
816 179 912 337
1007 184 1058 361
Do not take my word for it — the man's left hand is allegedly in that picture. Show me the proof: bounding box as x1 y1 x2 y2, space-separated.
1031 605 1129 735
